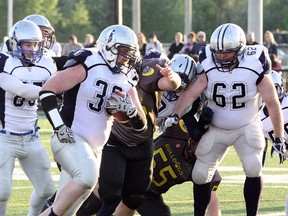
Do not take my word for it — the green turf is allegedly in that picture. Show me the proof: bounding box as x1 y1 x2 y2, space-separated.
5 115 287 215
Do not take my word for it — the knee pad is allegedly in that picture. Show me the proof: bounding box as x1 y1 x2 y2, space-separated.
243 157 262 178
37 178 55 198
192 161 212 184
74 157 98 189
122 194 145 210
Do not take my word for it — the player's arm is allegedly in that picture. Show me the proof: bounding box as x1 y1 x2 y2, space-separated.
0 72 41 99
174 72 207 118
156 64 181 91
258 74 284 138
39 62 86 143
41 64 86 94
258 73 285 163
127 87 147 132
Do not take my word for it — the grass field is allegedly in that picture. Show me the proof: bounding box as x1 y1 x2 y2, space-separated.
5 114 288 215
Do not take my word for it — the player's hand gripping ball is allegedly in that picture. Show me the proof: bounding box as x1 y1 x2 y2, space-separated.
106 91 130 122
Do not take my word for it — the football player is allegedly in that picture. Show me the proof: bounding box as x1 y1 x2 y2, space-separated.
23 14 68 69
74 54 221 216
24 14 55 51
97 50 181 216
39 24 147 216
163 23 284 215
137 54 222 216
260 70 288 164
0 20 56 215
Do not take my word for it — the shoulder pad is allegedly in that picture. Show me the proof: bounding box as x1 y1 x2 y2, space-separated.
196 64 204 74
63 59 79 69
198 46 207 63
64 49 93 69
0 53 9 72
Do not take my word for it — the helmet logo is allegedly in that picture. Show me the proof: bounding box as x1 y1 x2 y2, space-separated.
142 66 154 76
107 30 115 43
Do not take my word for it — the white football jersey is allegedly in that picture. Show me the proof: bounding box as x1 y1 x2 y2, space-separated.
200 45 270 129
60 49 138 148
158 91 179 121
0 53 56 132
260 94 288 143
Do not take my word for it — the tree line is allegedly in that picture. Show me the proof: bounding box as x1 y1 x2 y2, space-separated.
0 0 288 44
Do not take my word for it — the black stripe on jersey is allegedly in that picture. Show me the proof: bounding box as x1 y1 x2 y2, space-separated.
0 53 9 72
199 46 207 63
87 63 135 88
60 84 80 128
258 51 270 73
10 65 54 76
261 106 269 121
87 63 108 71
0 54 9 128
0 88 5 128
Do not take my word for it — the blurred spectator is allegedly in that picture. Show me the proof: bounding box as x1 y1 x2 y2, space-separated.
194 31 207 54
264 30 277 55
270 53 282 71
137 32 147 57
246 32 258 45
166 32 184 59
51 37 62 57
62 34 83 56
179 31 198 56
84 33 95 48
145 33 163 54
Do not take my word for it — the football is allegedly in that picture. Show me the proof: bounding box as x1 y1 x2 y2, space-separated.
112 111 129 122
108 91 130 123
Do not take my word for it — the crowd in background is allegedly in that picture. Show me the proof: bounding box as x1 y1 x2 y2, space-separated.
0 27 285 73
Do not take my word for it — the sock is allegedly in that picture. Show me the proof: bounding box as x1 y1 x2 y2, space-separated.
97 197 121 216
193 182 211 216
244 176 262 216
48 208 58 216
76 192 102 215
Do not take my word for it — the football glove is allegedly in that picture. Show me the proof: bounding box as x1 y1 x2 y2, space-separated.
199 107 214 129
160 113 179 132
107 92 137 118
183 138 198 163
271 137 286 164
54 125 76 143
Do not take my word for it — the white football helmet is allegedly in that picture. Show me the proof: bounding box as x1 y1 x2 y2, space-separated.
271 70 285 101
164 54 197 102
9 20 43 64
171 54 197 90
24 14 55 49
97 24 140 74
210 23 246 72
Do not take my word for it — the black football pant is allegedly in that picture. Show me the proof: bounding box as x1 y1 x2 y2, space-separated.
98 134 154 215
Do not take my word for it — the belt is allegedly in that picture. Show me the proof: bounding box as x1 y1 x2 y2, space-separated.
0 126 40 136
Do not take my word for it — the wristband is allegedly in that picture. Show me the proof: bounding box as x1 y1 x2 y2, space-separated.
40 90 64 129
